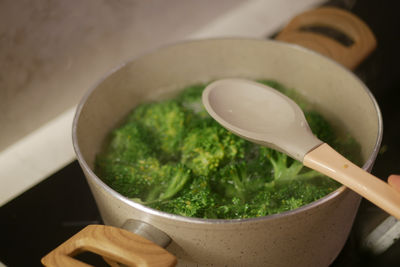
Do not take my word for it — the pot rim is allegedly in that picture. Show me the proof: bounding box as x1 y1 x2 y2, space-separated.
72 37 383 225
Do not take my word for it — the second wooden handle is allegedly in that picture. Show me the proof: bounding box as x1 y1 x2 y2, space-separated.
276 7 376 70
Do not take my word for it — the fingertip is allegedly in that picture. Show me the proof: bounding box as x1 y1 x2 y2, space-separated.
388 174 400 191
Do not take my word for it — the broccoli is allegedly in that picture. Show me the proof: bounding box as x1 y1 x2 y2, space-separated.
305 110 336 145
96 155 191 204
151 163 191 202
96 108 191 204
104 122 153 165
209 145 338 219
126 100 186 159
95 156 161 199
149 175 216 218
260 147 320 182
181 123 247 176
181 125 224 176
306 109 361 164
250 176 339 216
95 80 359 219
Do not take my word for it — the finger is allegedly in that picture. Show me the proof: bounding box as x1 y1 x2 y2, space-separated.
388 175 400 192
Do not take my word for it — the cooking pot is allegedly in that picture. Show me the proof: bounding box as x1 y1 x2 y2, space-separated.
42 7 381 267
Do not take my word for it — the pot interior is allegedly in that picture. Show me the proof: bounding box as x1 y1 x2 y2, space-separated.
74 38 381 195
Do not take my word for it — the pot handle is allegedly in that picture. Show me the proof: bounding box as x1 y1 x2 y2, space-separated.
275 7 376 70
41 224 177 267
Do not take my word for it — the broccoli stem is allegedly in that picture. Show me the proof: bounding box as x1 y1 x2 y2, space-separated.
159 172 190 201
231 170 247 203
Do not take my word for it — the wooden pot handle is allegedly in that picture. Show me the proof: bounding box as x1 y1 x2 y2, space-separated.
276 7 377 70
41 224 177 267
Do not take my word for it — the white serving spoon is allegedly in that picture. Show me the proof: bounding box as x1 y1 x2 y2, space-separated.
202 78 400 220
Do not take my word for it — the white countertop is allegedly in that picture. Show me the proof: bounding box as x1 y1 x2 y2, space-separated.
0 0 326 206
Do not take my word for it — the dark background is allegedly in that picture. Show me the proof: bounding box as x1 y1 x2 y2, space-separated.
1 0 399 266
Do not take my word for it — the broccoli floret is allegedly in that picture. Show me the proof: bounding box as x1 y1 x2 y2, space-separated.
305 110 336 145
96 155 191 203
105 122 153 165
181 126 224 176
127 100 186 158
213 162 247 202
213 161 266 203
251 177 339 216
95 156 160 199
260 147 320 182
149 176 216 218
181 124 247 176
305 110 362 164
147 163 191 202
220 129 248 161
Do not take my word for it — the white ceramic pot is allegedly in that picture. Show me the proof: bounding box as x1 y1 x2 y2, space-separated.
70 36 382 266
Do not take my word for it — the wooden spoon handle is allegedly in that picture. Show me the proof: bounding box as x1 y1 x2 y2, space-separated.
41 224 177 267
276 7 376 70
304 143 400 220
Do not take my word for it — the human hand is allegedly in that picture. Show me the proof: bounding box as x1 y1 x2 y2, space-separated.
388 174 400 192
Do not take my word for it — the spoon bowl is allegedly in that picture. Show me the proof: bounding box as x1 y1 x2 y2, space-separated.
203 78 322 161
203 78 400 219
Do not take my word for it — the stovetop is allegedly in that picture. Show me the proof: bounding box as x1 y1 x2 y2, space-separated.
1 1 400 266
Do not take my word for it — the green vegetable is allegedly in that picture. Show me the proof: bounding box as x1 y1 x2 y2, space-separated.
181 123 247 176
126 100 186 160
149 175 216 218
95 80 361 219
305 110 336 145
